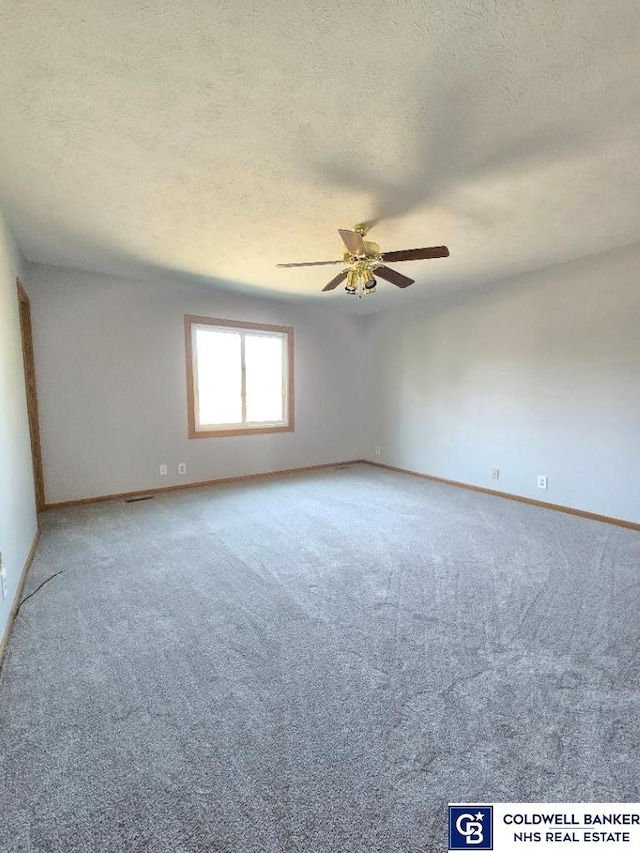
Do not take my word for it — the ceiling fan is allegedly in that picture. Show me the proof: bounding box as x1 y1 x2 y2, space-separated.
277 224 449 298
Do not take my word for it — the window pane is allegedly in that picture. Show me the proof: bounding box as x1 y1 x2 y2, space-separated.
195 328 242 425
245 334 284 423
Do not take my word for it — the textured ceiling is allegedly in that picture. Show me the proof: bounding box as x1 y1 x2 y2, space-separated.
1 0 639 313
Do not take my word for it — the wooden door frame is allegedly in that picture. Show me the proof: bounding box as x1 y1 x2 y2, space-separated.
17 279 45 511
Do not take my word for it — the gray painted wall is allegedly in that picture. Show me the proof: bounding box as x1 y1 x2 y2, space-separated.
365 243 640 524
23 242 640 523
27 264 368 504
0 208 38 644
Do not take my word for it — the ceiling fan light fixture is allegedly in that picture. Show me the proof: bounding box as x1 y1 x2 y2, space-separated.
276 224 449 295
345 268 360 295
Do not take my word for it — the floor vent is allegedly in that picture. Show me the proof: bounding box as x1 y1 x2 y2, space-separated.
124 495 155 503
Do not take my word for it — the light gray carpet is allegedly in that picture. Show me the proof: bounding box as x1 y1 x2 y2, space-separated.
1 463 639 852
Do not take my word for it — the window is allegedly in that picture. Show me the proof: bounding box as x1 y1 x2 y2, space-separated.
185 315 294 437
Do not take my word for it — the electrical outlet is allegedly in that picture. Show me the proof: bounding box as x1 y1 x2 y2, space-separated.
159 464 168 476
537 474 548 489
178 463 187 475
492 468 500 480
375 446 381 456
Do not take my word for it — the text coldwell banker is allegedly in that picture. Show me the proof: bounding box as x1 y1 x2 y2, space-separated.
504 813 640 826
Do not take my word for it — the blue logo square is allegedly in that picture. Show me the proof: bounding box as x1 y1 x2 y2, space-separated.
449 806 493 850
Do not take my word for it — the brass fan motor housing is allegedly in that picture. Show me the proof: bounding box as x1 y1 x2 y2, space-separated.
342 242 381 264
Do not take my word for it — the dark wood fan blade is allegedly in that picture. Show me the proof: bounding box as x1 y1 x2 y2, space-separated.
338 229 366 255
375 265 415 288
381 246 449 262
277 260 341 268
322 270 348 292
